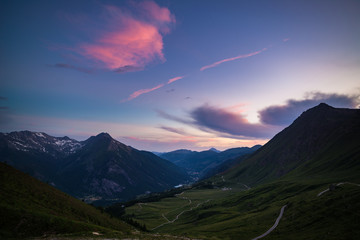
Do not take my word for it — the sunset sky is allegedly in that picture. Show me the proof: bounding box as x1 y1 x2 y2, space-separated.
1 0 359 151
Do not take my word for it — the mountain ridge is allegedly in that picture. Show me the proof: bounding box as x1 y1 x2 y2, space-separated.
224 103 360 185
0 131 189 204
160 145 261 179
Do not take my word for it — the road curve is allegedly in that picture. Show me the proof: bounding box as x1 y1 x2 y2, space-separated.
152 199 211 231
317 182 360 197
251 205 287 240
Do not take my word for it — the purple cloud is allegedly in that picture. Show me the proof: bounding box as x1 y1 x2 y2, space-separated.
190 104 278 139
156 92 359 140
259 92 360 126
114 65 144 73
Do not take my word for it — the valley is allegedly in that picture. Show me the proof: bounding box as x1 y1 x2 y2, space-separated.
2 1 360 239
1 103 360 239
118 104 360 239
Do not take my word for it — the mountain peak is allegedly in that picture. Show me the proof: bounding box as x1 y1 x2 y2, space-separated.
314 102 335 110
209 147 221 153
95 132 113 139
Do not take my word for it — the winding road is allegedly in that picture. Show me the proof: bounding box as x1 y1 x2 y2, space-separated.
251 205 287 240
152 193 211 231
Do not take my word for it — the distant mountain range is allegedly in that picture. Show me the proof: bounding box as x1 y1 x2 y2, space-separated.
159 145 261 179
0 131 189 204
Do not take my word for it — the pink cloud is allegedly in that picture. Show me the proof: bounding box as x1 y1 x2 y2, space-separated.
200 48 267 71
133 0 175 33
283 38 290 42
122 83 165 102
167 76 184 84
77 1 174 72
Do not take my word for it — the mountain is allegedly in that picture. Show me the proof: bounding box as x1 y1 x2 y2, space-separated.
0 131 81 183
160 146 261 179
224 103 360 185
0 162 132 239
201 145 261 179
0 131 189 204
209 147 221 153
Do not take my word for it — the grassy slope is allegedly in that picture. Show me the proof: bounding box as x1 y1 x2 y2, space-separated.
0 162 133 239
224 104 360 186
124 134 360 240
125 177 360 240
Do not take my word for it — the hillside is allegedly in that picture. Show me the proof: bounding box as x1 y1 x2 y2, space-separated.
0 162 132 239
120 104 360 239
224 103 360 185
0 132 189 204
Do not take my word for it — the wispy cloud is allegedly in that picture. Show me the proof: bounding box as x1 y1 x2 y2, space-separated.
114 65 144 73
50 63 94 74
66 1 175 72
122 75 184 102
259 92 360 126
156 109 192 125
159 126 187 135
122 83 165 102
167 76 184 84
200 48 267 71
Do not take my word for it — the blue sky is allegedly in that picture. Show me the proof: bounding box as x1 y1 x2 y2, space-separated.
1 0 359 151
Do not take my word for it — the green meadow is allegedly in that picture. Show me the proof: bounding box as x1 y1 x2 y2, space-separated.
124 176 360 240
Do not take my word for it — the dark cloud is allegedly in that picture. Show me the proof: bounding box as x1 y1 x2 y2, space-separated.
0 107 9 110
166 89 175 93
50 63 94 74
259 92 360 126
190 104 277 139
159 126 187 135
114 65 144 73
0 96 7 100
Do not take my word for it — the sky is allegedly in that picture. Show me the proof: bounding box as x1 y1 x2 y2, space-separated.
1 0 359 151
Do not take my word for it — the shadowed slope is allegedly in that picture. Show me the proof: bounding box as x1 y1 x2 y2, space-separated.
0 162 132 239
225 103 360 185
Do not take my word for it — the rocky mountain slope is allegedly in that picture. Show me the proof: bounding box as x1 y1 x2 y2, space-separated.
0 132 189 204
